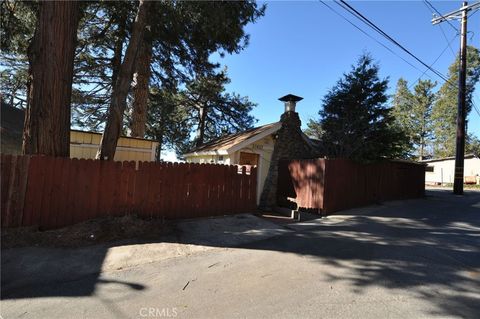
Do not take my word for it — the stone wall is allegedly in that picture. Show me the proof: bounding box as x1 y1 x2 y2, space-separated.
259 111 313 210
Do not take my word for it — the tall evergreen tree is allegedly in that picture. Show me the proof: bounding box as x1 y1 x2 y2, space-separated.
392 79 436 160
392 79 414 134
180 69 256 148
391 78 415 157
410 80 436 160
145 87 192 160
432 45 480 158
312 54 408 161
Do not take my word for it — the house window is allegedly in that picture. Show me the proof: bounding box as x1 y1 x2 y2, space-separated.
219 156 224 161
425 166 434 172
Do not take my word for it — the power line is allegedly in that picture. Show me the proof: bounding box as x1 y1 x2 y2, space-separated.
335 0 454 86
318 0 425 74
423 0 458 57
469 7 479 18
408 33 458 89
424 0 458 32
472 99 480 118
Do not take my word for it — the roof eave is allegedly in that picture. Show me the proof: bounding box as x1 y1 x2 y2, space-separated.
226 122 282 154
184 149 230 157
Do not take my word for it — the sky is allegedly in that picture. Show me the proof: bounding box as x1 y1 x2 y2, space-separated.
212 0 480 135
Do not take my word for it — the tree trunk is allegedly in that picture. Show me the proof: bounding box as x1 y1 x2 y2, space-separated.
420 138 424 161
22 1 80 156
154 131 163 162
111 18 127 90
195 106 207 147
96 0 151 160
130 38 152 138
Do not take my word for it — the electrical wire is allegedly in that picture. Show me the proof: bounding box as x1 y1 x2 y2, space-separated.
424 0 458 32
408 33 458 89
423 0 458 57
318 0 426 74
472 99 480 118
335 0 454 87
469 7 479 18
320 0 479 117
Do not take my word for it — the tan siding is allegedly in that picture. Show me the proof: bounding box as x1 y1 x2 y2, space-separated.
69 131 157 162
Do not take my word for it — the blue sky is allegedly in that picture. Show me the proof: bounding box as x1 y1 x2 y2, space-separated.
212 1 480 137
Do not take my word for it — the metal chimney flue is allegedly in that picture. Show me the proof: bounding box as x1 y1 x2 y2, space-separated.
279 94 303 113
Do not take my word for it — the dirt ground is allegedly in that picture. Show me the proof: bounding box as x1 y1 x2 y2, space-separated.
1 215 173 249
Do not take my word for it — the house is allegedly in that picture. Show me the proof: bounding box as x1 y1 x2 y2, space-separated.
1 103 159 162
422 154 480 185
184 94 321 204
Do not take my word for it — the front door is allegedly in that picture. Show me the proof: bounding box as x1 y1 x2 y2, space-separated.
239 152 259 166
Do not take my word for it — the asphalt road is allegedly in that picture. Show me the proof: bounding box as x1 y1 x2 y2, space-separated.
2 189 479 319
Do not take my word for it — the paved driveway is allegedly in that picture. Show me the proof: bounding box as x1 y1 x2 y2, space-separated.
2 189 479 319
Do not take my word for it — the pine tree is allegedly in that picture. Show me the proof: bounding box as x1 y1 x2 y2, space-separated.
180 69 256 148
432 45 480 157
410 80 436 160
144 69 256 160
0 1 35 109
145 87 192 160
314 54 408 161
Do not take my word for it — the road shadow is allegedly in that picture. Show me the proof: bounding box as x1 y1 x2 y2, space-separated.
236 189 480 318
2 189 479 318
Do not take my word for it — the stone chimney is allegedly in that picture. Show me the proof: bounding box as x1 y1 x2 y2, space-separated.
259 94 313 211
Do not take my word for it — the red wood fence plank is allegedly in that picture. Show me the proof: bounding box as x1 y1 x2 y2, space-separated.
207 164 217 215
232 166 240 214
63 158 79 227
162 162 173 218
71 159 88 226
123 161 136 214
110 161 123 216
4 155 18 227
145 162 158 218
219 165 228 215
7 156 30 227
23 156 46 227
103 160 117 217
134 161 149 217
55 157 73 228
38 156 56 229
172 162 184 218
49 157 66 229
1 154 12 225
87 159 101 221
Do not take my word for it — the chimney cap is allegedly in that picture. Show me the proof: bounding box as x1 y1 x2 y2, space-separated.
279 94 303 102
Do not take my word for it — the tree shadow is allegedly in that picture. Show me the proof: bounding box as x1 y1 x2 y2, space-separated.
235 189 480 318
2 189 479 318
1 243 147 300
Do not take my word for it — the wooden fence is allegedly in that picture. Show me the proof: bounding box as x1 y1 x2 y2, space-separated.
1 154 257 229
278 158 425 214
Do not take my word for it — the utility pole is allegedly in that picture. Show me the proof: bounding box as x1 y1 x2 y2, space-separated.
454 4 468 195
431 1 480 195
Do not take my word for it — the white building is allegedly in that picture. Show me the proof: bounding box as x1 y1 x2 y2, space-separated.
184 122 279 203
422 154 480 185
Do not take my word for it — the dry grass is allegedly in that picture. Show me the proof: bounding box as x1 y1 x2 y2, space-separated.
1 215 173 249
